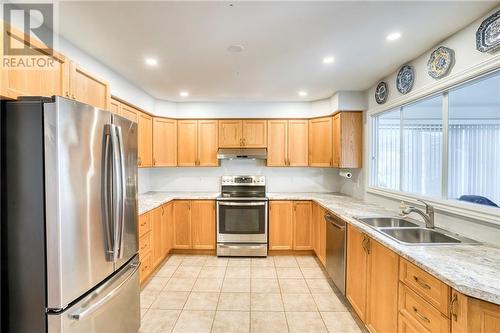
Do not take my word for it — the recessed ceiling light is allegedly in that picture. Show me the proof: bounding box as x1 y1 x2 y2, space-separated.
144 57 158 66
228 44 244 53
179 91 189 97
323 56 335 64
386 32 402 41
298 91 308 97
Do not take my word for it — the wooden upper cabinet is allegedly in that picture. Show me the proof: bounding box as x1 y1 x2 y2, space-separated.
120 103 139 123
219 120 242 147
333 112 363 168
451 290 500 333
197 120 219 166
269 201 293 250
177 120 198 166
173 200 191 249
346 224 368 321
288 120 309 166
219 119 267 147
153 118 177 167
1 25 68 99
267 120 288 166
110 97 121 115
309 116 333 167
366 238 399 333
69 61 110 110
191 200 216 249
242 120 267 147
293 201 312 250
138 112 153 167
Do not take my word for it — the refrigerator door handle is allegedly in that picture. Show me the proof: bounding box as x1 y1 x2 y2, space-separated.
102 126 114 260
110 124 122 262
116 125 126 259
69 261 140 321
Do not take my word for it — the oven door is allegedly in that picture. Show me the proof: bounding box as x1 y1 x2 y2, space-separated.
217 201 268 243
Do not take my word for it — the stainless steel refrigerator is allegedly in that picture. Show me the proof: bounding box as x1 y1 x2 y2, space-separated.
1 96 140 332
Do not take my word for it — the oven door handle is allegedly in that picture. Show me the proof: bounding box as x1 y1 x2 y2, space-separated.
218 201 267 207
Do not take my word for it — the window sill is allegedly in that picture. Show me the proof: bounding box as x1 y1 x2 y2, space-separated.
366 186 500 227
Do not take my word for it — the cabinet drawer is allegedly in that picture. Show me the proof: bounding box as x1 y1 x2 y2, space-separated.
398 312 426 333
399 283 450 333
138 212 151 237
139 231 152 254
139 252 152 282
400 258 450 314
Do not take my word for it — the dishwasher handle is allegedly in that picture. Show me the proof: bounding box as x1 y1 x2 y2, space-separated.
324 213 346 230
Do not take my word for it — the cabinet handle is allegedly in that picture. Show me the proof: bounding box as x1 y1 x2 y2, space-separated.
138 157 142 166
365 237 371 254
413 276 431 290
450 293 458 321
72 94 76 99
65 92 70 97
153 158 156 166
330 157 333 166
243 138 246 146
161 206 164 216
412 306 430 323
361 235 368 253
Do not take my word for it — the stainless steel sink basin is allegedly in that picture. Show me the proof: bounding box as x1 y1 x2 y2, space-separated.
379 228 479 245
357 217 419 228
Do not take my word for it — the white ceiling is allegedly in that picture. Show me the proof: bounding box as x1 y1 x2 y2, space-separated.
57 1 497 102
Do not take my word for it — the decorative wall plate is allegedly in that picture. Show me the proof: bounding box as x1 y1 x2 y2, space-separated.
427 46 455 79
375 81 388 104
476 10 500 53
396 65 414 94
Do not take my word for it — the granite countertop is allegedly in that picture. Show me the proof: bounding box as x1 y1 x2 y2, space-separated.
138 191 500 305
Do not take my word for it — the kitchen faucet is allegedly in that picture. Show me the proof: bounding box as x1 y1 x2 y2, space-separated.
401 199 435 229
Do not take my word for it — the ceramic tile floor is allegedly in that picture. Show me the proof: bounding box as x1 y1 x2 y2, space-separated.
140 254 364 333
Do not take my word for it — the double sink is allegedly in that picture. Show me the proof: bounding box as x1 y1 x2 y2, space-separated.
356 217 479 245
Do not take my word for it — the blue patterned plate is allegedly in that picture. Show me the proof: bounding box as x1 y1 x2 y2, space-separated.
396 65 414 95
427 46 455 79
476 10 500 53
375 81 388 104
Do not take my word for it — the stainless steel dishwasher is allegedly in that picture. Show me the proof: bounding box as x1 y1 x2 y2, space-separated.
325 212 347 294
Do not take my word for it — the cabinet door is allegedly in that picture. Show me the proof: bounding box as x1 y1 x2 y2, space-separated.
191 201 216 249
177 120 198 166
451 290 500 333
346 224 368 321
120 103 138 123
151 207 163 267
197 120 219 166
70 61 110 110
312 202 320 254
138 112 153 167
267 120 287 166
161 202 173 257
173 201 191 249
110 98 121 115
269 201 293 250
242 120 267 147
338 112 363 168
153 118 177 167
219 120 242 147
332 114 341 168
1 27 68 99
317 206 327 265
293 201 312 250
288 120 309 166
366 239 399 333
309 117 333 167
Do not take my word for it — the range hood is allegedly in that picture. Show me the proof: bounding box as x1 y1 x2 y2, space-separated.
217 148 267 160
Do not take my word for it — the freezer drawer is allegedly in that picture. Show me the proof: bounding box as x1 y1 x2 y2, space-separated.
47 256 140 333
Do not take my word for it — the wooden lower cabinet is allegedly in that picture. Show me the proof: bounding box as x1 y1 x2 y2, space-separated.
151 207 163 267
365 239 400 333
346 225 399 332
346 224 368 321
311 202 326 264
293 201 312 250
191 201 216 249
173 200 216 250
269 201 293 250
451 290 500 333
162 202 173 256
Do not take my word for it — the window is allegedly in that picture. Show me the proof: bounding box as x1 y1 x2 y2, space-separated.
371 70 500 210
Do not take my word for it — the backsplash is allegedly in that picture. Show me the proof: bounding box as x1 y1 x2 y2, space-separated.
138 159 341 193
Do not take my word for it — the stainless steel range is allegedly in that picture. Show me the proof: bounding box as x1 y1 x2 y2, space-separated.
216 176 268 257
